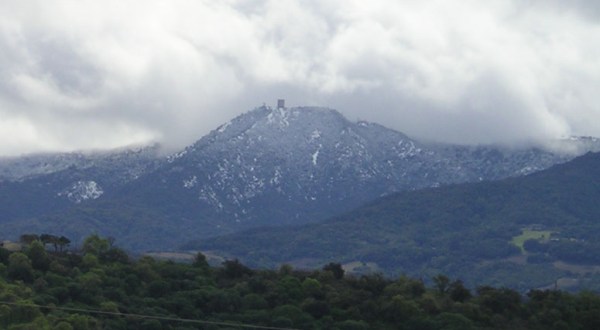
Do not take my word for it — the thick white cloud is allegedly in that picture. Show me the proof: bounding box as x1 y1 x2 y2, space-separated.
0 0 599 155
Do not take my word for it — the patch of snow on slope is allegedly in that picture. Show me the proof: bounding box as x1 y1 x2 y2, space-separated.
217 121 231 133
266 107 290 127
168 149 188 163
270 167 282 185
183 175 197 188
396 140 420 158
199 186 223 210
59 181 103 203
312 145 322 166
310 129 321 140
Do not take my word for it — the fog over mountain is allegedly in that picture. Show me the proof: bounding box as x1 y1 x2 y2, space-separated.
1 0 600 156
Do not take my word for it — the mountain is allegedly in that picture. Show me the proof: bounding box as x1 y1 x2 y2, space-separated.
0 144 162 183
1 105 600 251
101 106 600 227
0 145 163 222
185 151 600 290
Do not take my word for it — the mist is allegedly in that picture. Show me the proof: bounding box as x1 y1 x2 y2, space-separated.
1 0 599 156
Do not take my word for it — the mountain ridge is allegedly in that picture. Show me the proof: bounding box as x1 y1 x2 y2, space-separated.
1 105 600 252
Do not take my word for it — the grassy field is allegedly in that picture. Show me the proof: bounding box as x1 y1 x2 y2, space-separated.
511 230 553 254
1 241 22 252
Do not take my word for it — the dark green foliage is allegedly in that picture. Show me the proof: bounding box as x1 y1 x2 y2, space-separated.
25 241 50 272
449 280 471 302
81 234 109 256
323 262 345 280
433 274 451 295
219 259 253 280
1 234 600 329
524 239 547 253
547 240 600 264
7 253 34 283
192 252 209 269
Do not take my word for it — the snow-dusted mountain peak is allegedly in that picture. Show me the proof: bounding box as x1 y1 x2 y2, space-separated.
3 103 600 250
142 104 600 234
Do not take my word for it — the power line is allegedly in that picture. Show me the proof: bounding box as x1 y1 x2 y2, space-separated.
0 301 300 330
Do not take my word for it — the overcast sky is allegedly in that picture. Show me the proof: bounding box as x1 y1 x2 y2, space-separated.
1 0 599 156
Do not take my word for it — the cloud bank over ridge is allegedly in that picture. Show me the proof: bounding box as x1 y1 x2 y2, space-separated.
1 0 599 155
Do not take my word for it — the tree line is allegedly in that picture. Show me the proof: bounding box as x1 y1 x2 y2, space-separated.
1 234 600 329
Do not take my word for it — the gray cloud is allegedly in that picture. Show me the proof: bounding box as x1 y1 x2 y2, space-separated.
0 0 599 156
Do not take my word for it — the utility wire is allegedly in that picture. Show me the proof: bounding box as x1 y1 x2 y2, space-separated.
0 301 300 330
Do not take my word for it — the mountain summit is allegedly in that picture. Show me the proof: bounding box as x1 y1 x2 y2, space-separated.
131 105 431 227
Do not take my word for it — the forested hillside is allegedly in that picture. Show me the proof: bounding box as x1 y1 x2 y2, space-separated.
187 152 600 290
2 235 600 329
